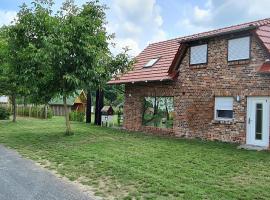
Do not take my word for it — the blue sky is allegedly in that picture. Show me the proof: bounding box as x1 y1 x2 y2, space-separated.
1 0 270 56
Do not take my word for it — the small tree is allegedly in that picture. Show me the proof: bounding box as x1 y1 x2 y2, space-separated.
0 27 28 122
10 0 133 135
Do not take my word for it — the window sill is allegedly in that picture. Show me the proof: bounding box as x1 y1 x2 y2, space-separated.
212 119 234 125
228 59 250 66
190 64 207 69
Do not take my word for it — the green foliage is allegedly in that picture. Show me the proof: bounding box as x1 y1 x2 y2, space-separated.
117 109 123 126
69 111 85 122
0 107 10 120
4 0 133 132
104 85 125 106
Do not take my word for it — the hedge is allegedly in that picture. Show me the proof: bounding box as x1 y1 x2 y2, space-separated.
0 107 10 120
69 111 85 122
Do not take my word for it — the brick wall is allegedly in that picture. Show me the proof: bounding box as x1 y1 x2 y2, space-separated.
124 34 270 144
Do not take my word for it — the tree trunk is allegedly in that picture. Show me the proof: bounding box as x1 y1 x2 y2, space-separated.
12 95 16 122
94 90 100 125
44 104 48 119
86 90 92 124
63 95 73 135
94 89 104 126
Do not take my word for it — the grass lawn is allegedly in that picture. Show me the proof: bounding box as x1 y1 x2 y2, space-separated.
1 117 270 199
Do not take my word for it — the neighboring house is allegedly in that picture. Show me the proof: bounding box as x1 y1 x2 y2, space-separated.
101 106 115 126
109 18 270 148
49 90 87 116
0 96 9 106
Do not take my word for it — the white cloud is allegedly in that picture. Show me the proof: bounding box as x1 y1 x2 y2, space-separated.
175 0 270 37
112 38 141 56
0 10 17 27
193 6 211 22
107 0 166 56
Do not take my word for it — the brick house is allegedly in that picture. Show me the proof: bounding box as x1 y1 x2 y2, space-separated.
109 18 270 148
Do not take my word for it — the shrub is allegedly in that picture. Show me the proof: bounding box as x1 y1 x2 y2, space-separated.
47 108 53 119
69 111 85 122
0 107 10 120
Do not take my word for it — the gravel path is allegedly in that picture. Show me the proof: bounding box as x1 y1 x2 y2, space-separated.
0 145 97 200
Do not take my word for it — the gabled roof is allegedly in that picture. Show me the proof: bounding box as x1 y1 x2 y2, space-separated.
109 18 270 85
49 90 86 106
108 38 180 84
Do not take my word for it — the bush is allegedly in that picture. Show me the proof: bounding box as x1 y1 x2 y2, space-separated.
69 111 85 122
0 107 10 120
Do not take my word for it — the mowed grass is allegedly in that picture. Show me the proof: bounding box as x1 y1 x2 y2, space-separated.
1 117 270 199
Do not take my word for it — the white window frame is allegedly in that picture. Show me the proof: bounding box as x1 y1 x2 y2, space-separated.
228 36 250 61
214 97 234 121
190 44 208 65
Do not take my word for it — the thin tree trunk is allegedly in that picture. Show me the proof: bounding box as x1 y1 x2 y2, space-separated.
94 90 100 125
94 89 104 126
86 90 92 124
63 95 73 135
12 95 16 122
44 104 48 119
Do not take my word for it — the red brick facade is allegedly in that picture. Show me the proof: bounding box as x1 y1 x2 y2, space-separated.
123 34 270 144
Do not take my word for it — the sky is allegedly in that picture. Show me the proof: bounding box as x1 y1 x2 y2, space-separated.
1 0 270 56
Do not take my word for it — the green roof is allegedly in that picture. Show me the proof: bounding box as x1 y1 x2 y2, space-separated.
48 90 85 106
49 96 76 106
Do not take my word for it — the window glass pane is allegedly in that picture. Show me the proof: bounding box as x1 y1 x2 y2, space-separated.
228 37 250 61
217 110 233 119
144 58 159 67
190 44 207 65
255 103 263 140
142 97 174 128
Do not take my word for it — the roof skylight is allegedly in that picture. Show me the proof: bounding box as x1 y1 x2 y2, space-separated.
144 57 160 68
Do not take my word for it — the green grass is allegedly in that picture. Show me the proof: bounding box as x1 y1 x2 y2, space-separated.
1 117 270 199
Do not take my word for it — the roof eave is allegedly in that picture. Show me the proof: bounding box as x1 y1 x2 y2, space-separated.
108 77 174 85
179 25 257 43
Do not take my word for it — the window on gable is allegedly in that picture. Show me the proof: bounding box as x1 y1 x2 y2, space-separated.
190 44 208 65
228 36 250 61
144 57 160 68
215 97 233 120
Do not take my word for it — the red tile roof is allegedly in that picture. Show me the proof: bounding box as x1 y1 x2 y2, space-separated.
256 24 270 53
108 38 180 84
258 61 270 73
109 18 270 84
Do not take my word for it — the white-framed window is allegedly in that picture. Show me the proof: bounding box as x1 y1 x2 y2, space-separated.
144 57 160 68
215 97 234 120
228 36 250 61
190 44 207 65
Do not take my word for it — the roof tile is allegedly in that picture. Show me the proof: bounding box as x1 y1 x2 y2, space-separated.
109 18 270 84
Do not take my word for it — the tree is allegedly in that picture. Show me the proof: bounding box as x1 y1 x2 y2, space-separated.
0 27 29 122
9 0 133 135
